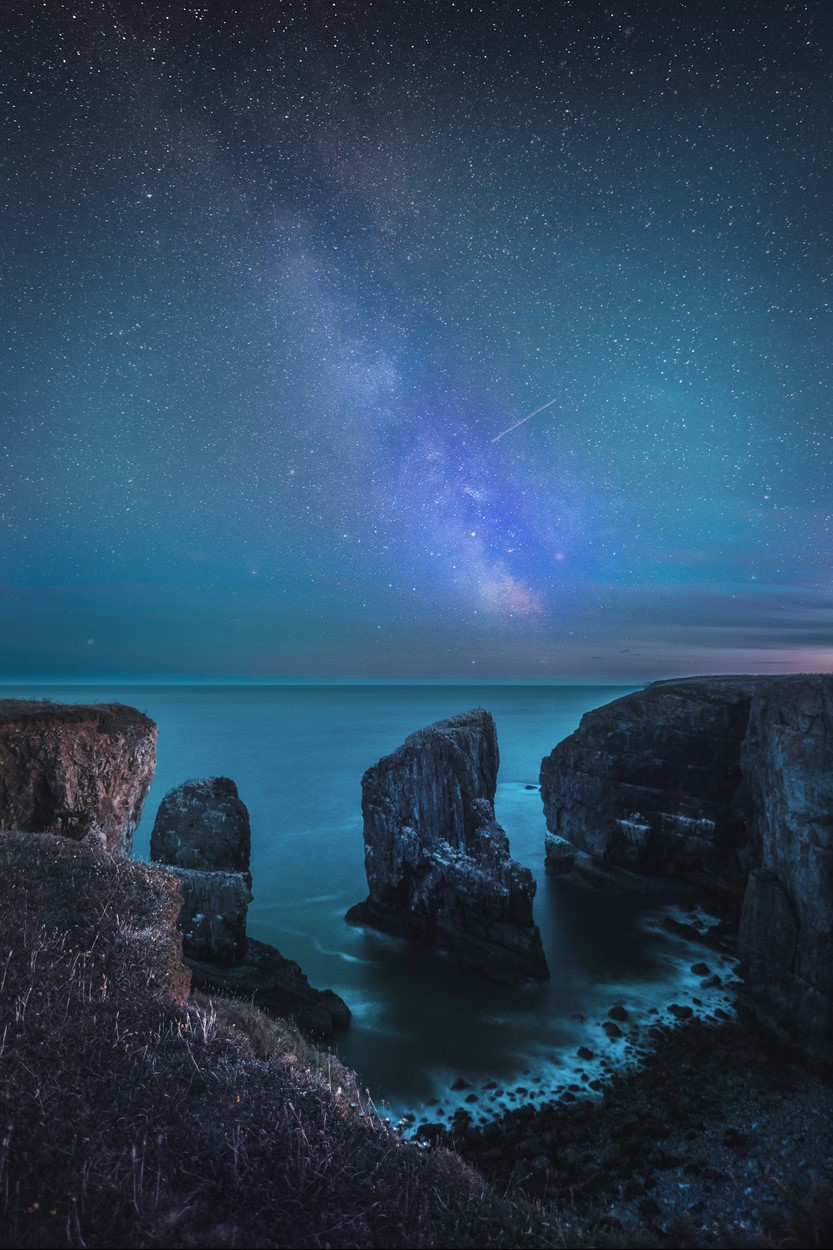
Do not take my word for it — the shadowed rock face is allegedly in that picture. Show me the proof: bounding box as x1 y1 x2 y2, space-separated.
150 777 253 965
150 776 251 872
349 709 548 983
0 699 157 854
540 675 833 1067
151 776 350 1038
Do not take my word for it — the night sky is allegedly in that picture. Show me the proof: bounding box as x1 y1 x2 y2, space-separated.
3 1 831 681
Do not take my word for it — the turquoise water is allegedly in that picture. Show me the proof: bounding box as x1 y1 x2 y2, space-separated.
1 683 738 1125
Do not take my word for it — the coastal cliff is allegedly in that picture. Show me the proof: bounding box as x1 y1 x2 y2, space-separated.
0 699 157 853
349 709 548 982
540 674 833 1067
151 776 351 1039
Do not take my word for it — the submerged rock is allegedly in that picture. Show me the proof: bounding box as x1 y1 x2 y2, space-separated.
540 675 833 1067
348 709 548 982
151 776 350 1039
0 699 157 854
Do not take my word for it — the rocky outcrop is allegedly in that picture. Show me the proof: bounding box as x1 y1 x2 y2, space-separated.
0 699 157 854
151 777 253 965
348 709 548 982
187 940 352 1040
151 777 350 1039
150 776 251 872
540 675 833 1066
738 679 833 1068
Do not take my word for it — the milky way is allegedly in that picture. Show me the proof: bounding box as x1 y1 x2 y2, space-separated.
2 1 831 680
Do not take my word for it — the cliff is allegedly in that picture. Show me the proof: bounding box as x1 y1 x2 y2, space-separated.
349 709 548 982
0 699 157 853
0 830 559 1250
540 674 833 1067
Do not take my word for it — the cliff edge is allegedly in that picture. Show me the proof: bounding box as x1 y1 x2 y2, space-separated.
540 674 833 1067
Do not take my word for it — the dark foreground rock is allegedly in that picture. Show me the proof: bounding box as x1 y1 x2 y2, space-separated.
443 1017 833 1247
187 938 352 1040
0 699 157 854
348 709 548 982
151 776 350 1039
540 674 833 1067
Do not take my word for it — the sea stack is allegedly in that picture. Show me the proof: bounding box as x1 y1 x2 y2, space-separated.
151 776 351 1039
0 699 157 854
348 708 548 982
540 675 833 1067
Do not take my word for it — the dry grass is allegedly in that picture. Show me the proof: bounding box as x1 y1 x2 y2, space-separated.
0 832 567 1248
2 830 827 1249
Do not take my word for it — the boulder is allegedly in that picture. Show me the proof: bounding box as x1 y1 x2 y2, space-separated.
540 675 833 1067
348 709 548 982
0 699 157 854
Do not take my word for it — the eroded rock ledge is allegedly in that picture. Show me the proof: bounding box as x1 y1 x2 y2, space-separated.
540 675 833 1067
348 709 548 982
0 699 157 854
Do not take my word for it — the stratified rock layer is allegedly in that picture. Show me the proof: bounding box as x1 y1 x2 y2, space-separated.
349 709 548 982
540 675 833 1066
0 699 157 854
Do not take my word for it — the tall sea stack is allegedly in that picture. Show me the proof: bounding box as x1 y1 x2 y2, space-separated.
349 708 548 983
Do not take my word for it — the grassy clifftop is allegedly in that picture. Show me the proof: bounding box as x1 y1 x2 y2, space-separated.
0 831 567 1250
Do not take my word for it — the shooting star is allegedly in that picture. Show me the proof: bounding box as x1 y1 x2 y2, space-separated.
491 395 559 443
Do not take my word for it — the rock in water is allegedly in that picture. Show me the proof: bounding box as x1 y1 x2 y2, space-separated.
540 675 833 1067
151 776 351 1039
151 777 253 965
0 699 157 854
348 708 548 982
150 776 251 872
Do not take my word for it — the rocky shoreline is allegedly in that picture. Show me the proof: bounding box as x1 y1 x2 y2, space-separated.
438 1013 833 1246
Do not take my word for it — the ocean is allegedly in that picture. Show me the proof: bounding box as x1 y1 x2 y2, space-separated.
1 682 738 1127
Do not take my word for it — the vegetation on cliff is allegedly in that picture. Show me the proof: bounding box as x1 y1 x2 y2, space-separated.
0 831 565 1249
1 828 830 1249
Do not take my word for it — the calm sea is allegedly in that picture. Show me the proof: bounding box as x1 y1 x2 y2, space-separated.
1 683 738 1126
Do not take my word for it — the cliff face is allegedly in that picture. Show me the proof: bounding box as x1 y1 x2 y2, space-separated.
349 709 548 982
0 699 157 854
540 675 833 1066
738 679 833 1067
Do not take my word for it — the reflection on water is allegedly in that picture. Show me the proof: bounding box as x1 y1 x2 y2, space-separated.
0 682 738 1127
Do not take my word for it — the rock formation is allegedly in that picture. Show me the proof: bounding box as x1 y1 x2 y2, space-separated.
0 699 157 854
150 776 251 872
151 777 253 965
540 675 833 1067
348 709 548 982
151 777 350 1039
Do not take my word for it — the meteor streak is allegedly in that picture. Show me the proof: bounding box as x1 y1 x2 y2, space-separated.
491 395 559 443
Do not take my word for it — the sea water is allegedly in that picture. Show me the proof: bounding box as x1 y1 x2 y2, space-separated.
1 683 738 1126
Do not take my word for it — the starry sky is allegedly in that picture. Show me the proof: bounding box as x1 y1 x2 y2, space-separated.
2 0 831 681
